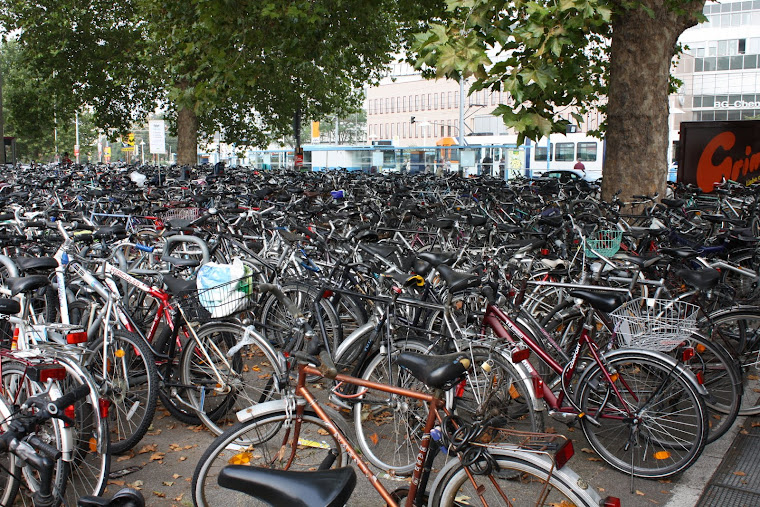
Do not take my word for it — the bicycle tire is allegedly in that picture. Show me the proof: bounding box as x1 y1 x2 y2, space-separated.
576 351 708 478
153 325 203 425
432 452 602 507
353 338 436 475
455 347 544 434
676 333 742 444
191 410 343 507
699 308 760 415
180 322 284 435
54 354 111 505
259 282 342 352
0 362 68 504
0 392 21 507
86 330 158 454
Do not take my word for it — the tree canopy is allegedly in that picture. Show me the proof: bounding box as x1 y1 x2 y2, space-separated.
0 0 445 162
413 0 706 199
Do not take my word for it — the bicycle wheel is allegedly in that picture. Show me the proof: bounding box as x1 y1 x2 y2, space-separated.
699 308 760 415
86 330 158 454
180 322 284 435
433 452 603 507
576 352 708 478
259 283 342 352
675 334 741 444
454 347 544 433
53 354 111 506
0 392 21 507
191 410 343 507
152 325 203 425
0 362 68 503
353 339 436 475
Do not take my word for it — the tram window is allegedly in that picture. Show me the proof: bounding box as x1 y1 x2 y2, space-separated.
555 143 575 162
577 142 597 162
535 147 552 161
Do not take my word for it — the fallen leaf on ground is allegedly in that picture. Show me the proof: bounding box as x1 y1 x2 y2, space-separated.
128 480 143 490
153 491 166 498
150 452 165 461
163 481 174 487
172 474 181 479
635 490 645 496
179 456 187 461
107 480 126 486
733 471 746 476
137 444 157 455
116 451 135 462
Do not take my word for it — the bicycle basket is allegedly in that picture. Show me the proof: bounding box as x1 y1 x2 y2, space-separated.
583 230 622 258
176 276 257 323
609 298 699 352
159 207 203 222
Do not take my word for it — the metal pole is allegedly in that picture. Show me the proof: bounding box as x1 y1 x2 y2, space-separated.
0 64 5 165
459 76 465 148
75 112 80 163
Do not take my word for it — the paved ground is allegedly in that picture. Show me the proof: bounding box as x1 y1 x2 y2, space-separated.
100 401 753 506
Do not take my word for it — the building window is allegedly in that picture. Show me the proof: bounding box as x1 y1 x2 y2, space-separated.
427 94 432 110
415 95 420 111
403 96 407 112
454 92 459 108
577 142 597 162
433 93 438 110
421 94 426 110
555 143 575 162
535 147 552 162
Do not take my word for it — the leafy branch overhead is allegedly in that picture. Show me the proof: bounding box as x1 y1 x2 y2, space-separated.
412 0 615 143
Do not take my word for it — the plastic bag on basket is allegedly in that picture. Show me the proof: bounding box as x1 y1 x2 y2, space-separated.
196 259 248 318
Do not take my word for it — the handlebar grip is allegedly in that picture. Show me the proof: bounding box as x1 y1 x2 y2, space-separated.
53 383 91 411
481 285 497 305
27 435 62 461
134 244 154 253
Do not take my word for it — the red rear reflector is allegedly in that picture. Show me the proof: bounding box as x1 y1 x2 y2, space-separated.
38 367 67 383
98 398 110 418
696 371 705 385
540 248 549 256
532 377 544 398
682 347 695 362
455 379 466 398
64 405 76 427
66 331 88 344
321 289 334 299
511 348 530 363
554 439 574 469
603 497 622 507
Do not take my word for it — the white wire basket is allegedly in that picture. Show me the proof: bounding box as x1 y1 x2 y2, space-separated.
609 298 699 352
159 207 203 221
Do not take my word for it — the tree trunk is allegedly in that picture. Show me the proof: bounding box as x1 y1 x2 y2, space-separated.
176 105 198 166
602 0 704 202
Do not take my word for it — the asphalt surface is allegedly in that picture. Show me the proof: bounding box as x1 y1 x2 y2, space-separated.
98 387 752 507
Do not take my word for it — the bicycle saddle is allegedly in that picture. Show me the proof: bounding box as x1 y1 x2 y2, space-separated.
568 290 629 313
78 487 145 507
218 465 356 507
436 264 481 294
417 251 456 267
674 267 721 292
163 276 197 296
495 223 523 234
93 225 127 240
396 351 471 390
6 275 50 296
13 257 59 272
0 298 20 315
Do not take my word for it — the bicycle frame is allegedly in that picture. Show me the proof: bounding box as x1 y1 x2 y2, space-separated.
481 303 635 420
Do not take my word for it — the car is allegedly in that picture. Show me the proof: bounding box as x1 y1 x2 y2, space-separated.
537 169 591 183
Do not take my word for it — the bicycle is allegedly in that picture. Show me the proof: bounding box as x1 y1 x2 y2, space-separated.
191 285 614 507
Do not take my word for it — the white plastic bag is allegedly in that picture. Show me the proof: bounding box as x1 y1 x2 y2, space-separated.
196 259 246 318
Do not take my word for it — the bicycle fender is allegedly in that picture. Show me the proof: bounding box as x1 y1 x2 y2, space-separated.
334 321 376 362
427 449 602 507
602 348 709 396
49 383 76 462
236 399 290 423
506 357 545 412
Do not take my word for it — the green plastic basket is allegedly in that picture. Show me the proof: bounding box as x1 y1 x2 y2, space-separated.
584 230 622 258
